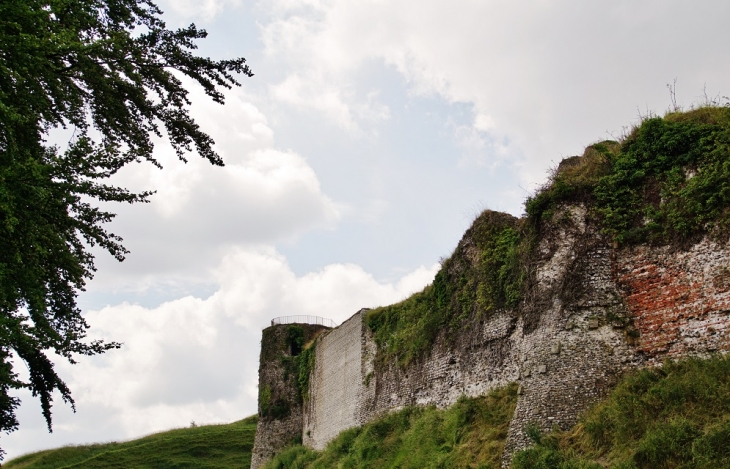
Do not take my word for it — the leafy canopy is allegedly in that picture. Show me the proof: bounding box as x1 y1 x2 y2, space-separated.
0 0 251 457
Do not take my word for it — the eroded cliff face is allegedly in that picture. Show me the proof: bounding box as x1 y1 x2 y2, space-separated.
252 204 730 468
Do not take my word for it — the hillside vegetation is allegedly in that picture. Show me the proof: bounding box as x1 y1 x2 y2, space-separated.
3 416 257 469
263 383 519 469
10 356 730 469
512 354 730 469
263 355 730 469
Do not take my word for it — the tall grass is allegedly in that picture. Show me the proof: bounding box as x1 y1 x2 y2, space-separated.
264 383 519 469
4 415 257 469
512 354 730 469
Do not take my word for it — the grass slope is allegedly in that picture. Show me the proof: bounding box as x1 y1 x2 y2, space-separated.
512 354 730 469
263 383 519 469
4 416 257 469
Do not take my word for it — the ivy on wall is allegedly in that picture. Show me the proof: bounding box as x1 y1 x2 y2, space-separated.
367 105 730 368
366 211 524 367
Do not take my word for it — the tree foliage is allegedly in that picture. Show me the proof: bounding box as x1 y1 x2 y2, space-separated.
0 0 252 457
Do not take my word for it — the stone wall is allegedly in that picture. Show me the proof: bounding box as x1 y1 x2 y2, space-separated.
500 206 643 465
251 323 329 469
252 205 730 468
617 238 730 362
303 311 366 449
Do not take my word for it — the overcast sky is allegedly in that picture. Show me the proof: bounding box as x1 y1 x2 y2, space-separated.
5 0 730 460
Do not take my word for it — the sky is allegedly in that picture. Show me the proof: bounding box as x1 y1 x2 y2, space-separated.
4 0 730 460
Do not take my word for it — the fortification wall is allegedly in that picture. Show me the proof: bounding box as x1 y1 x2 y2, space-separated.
617 238 730 361
250 323 329 469
303 311 365 449
253 205 730 468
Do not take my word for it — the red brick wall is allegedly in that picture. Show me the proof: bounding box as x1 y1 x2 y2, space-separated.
617 239 730 361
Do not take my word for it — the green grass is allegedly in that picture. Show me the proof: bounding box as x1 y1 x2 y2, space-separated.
263 383 519 469
4 415 258 469
512 354 730 469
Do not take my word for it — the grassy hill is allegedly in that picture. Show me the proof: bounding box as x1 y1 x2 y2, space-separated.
3 416 257 469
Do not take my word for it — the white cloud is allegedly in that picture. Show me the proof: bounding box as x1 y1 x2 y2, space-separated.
2 249 439 458
271 72 359 131
474 114 496 133
85 84 340 296
159 0 242 21
257 0 730 185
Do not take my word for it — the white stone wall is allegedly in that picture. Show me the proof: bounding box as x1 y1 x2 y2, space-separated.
303 310 365 449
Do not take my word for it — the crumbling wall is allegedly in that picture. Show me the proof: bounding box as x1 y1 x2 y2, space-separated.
617 238 730 362
253 206 730 468
502 206 642 466
251 323 329 469
360 308 518 418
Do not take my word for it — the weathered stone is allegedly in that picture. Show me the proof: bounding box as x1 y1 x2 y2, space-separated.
250 323 330 469
252 204 730 468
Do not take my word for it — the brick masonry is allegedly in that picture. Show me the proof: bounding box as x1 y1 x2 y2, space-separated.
252 204 730 468
617 239 730 361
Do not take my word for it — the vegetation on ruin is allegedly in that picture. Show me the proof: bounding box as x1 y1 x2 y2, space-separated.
3 415 257 469
282 325 320 403
259 324 323 420
367 104 730 368
512 353 730 469
297 342 317 402
366 210 525 367
262 355 730 469
263 383 519 469
528 105 730 245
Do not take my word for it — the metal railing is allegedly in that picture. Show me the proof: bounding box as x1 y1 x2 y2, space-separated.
270 315 337 328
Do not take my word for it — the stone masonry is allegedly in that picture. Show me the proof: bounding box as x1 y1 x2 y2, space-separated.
250 323 329 469
303 311 365 449
252 204 730 468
